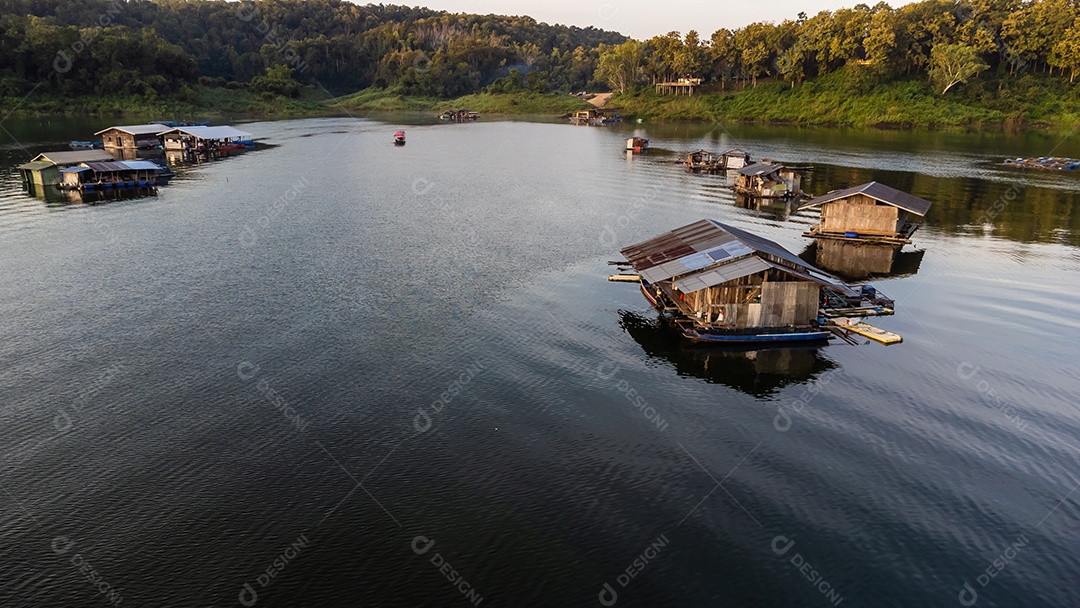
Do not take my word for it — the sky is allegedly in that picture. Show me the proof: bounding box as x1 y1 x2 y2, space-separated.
407 0 884 39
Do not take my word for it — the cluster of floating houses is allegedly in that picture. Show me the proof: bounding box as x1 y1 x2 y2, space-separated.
16 122 254 197
571 108 622 126
611 142 934 347
439 109 479 123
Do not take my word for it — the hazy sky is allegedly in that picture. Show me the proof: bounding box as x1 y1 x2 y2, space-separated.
409 0 880 39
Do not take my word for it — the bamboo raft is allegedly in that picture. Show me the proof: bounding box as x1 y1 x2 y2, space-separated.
1003 157 1080 171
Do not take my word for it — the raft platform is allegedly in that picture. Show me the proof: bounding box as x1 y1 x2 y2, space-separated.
1003 157 1080 171
826 318 902 344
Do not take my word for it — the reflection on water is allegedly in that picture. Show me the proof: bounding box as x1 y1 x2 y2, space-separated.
618 310 836 397
800 240 926 280
734 193 799 221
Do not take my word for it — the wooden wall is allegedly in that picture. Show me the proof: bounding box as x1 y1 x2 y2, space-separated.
685 274 819 328
820 195 900 234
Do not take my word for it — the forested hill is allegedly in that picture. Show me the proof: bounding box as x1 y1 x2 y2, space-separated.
0 0 625 101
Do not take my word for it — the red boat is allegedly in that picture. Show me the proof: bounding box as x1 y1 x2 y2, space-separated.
393 130 406 145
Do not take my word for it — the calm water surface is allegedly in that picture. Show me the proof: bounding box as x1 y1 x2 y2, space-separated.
0 117 1078 607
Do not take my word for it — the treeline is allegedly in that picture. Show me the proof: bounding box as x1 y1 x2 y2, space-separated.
0 0 625 101
596 0 1080 94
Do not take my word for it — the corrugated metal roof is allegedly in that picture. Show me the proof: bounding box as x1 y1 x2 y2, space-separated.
121 160 164 171
59 166 91 173
798 181 933 216
158 125 253 140
34 150 115 165
620 219 844 294
93 124 168 136
673 256 769 293
720 148 750 157
736 162 782 176
17 160 54 171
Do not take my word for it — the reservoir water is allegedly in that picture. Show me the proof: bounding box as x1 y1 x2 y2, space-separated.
1 116 1078 606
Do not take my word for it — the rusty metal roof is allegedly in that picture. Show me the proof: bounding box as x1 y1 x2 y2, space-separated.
798 181 933 216
620 220 852 294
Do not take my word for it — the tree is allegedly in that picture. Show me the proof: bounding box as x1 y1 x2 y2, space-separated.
1050 19 1080 82
708 28 736 88
594 39 644 92
928 43 988 93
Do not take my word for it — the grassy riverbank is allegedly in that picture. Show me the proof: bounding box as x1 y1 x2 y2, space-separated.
609 69 1080 130
2 85 327 118
329 88 592 115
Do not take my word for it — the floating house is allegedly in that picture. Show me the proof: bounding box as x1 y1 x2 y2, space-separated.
159 125 254 154
685 149 717 171
618 219 869 343
797 181 932 245
734 162 804 199
17 149 115 188
439 109 479 122
95 125 167 150
626 137 649 153
720 149 751 170
59 160 165 191
569 108 621 125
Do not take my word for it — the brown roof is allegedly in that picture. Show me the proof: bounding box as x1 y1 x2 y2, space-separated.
620 219 852 294
33 150 115 166
798 181 933 216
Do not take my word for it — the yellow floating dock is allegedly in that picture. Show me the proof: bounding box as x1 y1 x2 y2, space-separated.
827 319 903 344
608 274 642 283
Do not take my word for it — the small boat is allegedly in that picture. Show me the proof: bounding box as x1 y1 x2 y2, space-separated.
626 137 649 153
394 130 406 145
69 141 103 150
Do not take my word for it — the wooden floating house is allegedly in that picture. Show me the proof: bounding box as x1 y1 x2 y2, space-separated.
684 148 754 172
59 160 165 191
439 109 479 122
17 149 115 188
159 125 254 155
569 108 621 125
95 125 168 150
618 219 891 343
797 181 933 246
734 162 804 199
626 137 649 153
720 149 751 170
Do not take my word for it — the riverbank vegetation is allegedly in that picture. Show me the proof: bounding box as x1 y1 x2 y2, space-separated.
596 0 1080 128
2 0 1080 128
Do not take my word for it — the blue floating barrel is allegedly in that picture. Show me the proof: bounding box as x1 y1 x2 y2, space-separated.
862 285 876 298
1070 164 1079 170
844 231 858 238
138 181 147 187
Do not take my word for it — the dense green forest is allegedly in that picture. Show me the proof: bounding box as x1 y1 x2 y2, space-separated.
2 0 1080 127
0 0 622 110
595 0 1080 127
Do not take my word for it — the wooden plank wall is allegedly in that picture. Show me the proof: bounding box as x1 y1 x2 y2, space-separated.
821 195 900 234
760 281 819 326
686 275 817 328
